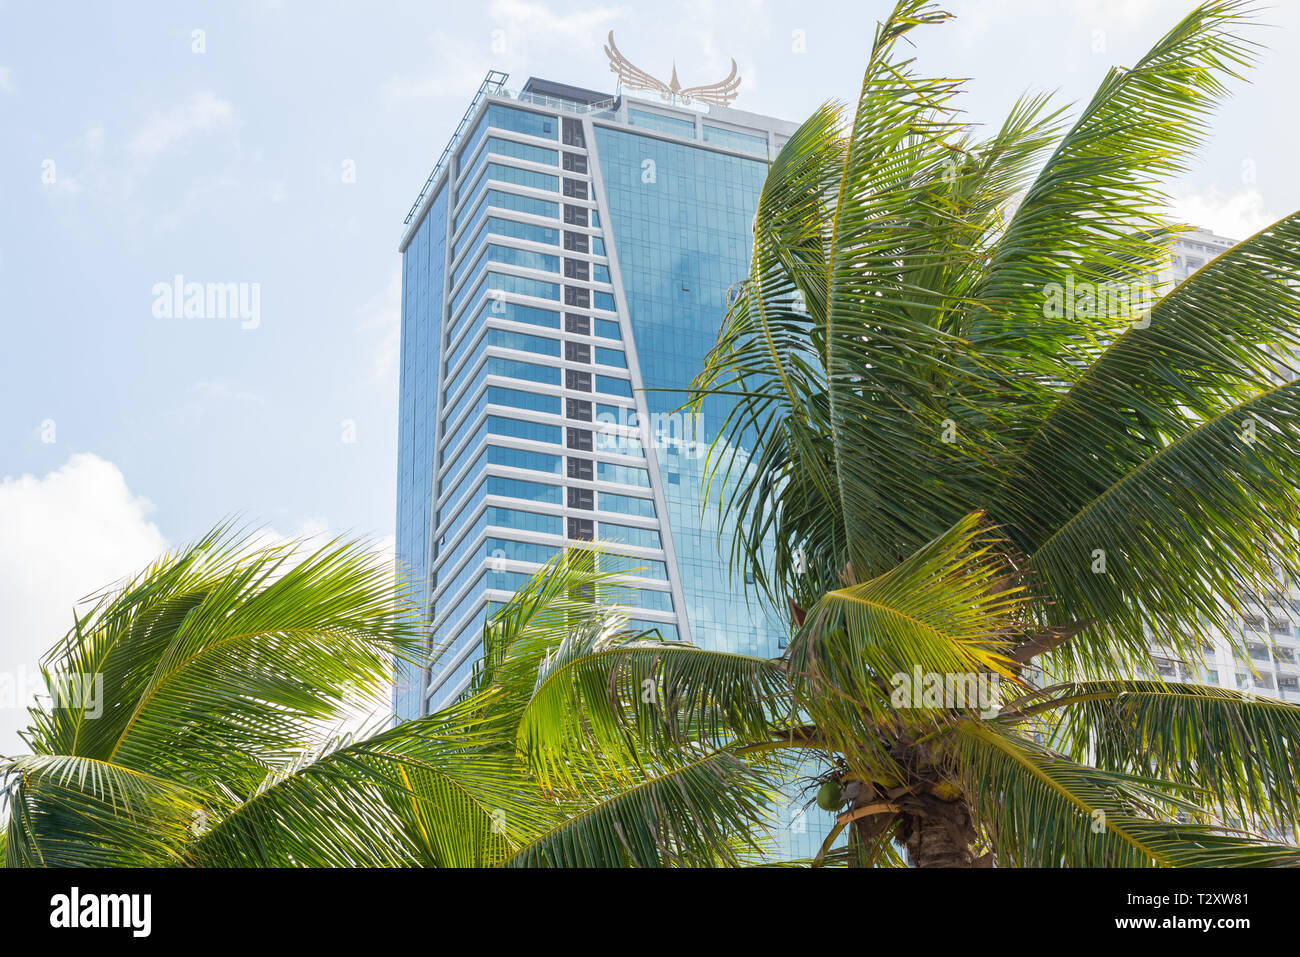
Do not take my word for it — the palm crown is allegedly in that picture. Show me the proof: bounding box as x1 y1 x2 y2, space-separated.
654 0 1300 865
2 532 778 867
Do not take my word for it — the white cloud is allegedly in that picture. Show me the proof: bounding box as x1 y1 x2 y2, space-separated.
0 454 167 756
190 379 263 404
49 174 85 195
0 456 398 757
0 66 13 94
1167 186 1276 242
163 379 263 429
957 0 1183 46
383 2 624 104
672 0 770 84
149 169 241 232
383 33 487 103
85 124 105 153
1068 0 1185 30
294 516 331 540
488 0 618 47
127 91 236 160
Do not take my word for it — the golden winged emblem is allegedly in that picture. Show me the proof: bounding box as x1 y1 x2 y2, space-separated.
603 31 741 107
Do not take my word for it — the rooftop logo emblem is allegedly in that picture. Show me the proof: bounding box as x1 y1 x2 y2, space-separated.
603 31 741 106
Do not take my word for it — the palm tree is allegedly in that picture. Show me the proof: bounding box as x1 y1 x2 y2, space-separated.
1 529 776 867
522 0 1300 867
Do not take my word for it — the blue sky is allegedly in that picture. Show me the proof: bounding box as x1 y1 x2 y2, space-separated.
2 0 1298 753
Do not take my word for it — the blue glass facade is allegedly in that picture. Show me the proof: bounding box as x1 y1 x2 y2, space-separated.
593 123 824 859
394 183 449 718
592 126 787 658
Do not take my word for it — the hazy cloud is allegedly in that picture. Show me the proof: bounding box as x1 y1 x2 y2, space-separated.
1168 186 1276 242
0 454 167 756
360 268 402 384
383 32 489 103
127 91 236 160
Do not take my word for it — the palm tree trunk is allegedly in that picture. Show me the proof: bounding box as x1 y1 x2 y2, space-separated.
907 811 973 867
898 793 987 867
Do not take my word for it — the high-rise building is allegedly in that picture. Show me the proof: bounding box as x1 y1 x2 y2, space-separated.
394 69 823 853
1164 226 1236 285
394 65 810 791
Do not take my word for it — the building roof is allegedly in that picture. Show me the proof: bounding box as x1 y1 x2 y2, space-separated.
520 76 614 106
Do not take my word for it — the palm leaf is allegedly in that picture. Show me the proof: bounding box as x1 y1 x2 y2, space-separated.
953 721 1300 866
2 754 206 867
518 631 790 787
970 0 1260 392
503 749 777 868
1008 680 1300 835
1026 377 1300 676
189 701 563 867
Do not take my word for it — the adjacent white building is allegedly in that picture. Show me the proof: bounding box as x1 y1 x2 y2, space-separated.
1145 226 1300 707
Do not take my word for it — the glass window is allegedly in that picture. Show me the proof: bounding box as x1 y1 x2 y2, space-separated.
446 303 561 375
628 108 696 139
594 427 643 458
594 403 633 425
454 217 559 265
441 415 562 483
444 355 560 415
443 386 560 454
598 522 662 550
595 375 632 397
483 355 560 386
598 491 656 518
451 270 561 325
453 244 559 299
461 105 557 166
455 188 558 232
437 507 563 586
702 124 768 155
627 619 680 641
488 105 558 140
596 461 650 488
440 445 563 519
595 552 668 580
459 138 557 195
590 122 789 673
437 475 562 555
459 163 559 208
606 585 674 612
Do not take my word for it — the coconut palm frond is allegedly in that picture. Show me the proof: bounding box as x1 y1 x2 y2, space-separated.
953 721 1300 867
1007 680 1300 835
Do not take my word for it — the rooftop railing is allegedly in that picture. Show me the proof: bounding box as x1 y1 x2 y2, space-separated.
504 87 620 117
404 69 509 226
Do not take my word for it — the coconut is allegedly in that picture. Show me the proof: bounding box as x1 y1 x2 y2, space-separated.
815 779 843 811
